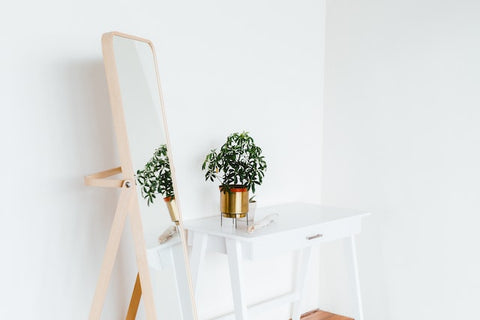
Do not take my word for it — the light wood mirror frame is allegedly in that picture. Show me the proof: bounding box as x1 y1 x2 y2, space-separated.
85 31 197 320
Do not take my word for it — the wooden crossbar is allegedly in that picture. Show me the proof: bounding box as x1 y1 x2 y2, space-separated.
84 167 124 188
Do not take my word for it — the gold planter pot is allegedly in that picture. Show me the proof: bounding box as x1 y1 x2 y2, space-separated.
220 186 249 218
164 197 179 223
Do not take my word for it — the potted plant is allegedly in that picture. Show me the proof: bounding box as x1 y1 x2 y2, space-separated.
202 131 267 220
136 144 179 222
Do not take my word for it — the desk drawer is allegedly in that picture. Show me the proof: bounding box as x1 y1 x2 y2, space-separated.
244 217 362 260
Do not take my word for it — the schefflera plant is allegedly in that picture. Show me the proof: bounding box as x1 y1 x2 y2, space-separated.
136 144 174 206
202 131 267 193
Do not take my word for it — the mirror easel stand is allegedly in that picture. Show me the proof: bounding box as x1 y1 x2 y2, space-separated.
85 167 157 320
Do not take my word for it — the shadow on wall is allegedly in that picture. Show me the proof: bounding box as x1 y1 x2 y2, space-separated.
63 59 138 318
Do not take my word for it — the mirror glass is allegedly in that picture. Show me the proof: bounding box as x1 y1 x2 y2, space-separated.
111 34 195 319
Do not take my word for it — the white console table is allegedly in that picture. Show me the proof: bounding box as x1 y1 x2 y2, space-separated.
184 202 369 320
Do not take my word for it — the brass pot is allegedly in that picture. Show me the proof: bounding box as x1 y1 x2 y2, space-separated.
164 197 179 223
219 186 249 218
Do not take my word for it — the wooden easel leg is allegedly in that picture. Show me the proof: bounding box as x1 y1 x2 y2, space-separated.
129 197 157 319
126 273 142 320
89 189 133 320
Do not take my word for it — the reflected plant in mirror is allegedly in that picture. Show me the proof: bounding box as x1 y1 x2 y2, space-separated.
137 144 174 206
136 144 180 223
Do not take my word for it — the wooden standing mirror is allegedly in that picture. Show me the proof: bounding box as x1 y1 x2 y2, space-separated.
85 31 197 320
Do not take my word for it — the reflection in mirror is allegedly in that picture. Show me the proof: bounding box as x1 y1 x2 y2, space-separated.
136 144 179 226
111 34 195 319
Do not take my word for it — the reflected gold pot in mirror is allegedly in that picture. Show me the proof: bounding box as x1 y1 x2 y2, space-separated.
220 186 249 218
164 197 180 223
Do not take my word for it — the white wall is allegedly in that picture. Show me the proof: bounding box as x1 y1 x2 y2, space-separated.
0 0 325 319
322 0 480 319
160 2 325 319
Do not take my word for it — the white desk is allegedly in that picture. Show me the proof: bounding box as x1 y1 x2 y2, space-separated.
185 202 369 320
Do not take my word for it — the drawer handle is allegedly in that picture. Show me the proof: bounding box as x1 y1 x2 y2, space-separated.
306 234 323 240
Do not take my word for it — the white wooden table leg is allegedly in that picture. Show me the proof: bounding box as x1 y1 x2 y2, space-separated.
347 235 364 320
190 232 208 301
172 243 195 320
226 239 248 320
291 247 313 320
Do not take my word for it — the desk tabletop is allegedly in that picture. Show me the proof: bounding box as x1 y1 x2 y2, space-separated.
183 202 370 241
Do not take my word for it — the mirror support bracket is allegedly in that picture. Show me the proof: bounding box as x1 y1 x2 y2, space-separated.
84 166 125 188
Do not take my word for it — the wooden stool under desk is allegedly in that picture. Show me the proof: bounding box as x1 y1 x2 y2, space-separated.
185 202 369 320
299 309 353 320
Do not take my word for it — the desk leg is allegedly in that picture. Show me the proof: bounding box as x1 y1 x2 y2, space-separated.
291 247 313 320
190 232 208 302
347 235 364 320
172 244 196 320
226 239 248 320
